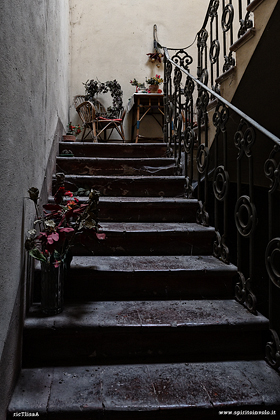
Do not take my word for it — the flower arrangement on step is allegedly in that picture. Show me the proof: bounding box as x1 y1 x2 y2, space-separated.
25 173 106 315
25 176 105 267
83 79 123 118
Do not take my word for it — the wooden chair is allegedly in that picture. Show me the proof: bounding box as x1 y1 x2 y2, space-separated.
76 100 125 142
76 101 96 141
93 108 126 142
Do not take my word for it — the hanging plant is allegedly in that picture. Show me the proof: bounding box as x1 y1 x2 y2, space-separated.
147 50 163 67
83 79 123 118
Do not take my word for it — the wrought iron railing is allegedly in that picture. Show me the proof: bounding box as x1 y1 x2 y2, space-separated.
197 0 254 93
162 0 280 370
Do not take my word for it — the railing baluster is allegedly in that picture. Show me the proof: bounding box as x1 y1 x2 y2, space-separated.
239 0 243 21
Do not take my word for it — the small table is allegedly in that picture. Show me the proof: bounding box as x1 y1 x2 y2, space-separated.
127 93 164 142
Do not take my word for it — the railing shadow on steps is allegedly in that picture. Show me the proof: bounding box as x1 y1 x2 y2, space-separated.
162 0 280 371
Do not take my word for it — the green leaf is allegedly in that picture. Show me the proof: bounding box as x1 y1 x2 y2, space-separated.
29 248 47 263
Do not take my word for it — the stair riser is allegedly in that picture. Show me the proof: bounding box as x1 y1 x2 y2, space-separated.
59 142 169 158
22 329 265 367
56 158 176 176
72 231 214 256
55 176 186 197
33 269 234 302
98 202 197 222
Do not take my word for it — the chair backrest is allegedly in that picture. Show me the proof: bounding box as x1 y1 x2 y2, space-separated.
92 99 107 117
76 101 96 124
73 95 86 108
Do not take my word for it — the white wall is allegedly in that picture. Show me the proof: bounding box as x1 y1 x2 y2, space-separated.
69 0 206 140
0 1 69 417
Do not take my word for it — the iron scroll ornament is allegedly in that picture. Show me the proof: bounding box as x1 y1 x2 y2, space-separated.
196 144 210 175
213 166 229 201
266 329 280 369
238 11 253 38
209 39 220 65
213 230 229 264
234 195 257 238
264 145 280 194
234 120 256 159
235 271 257 314
171 49 193 70
221 3 234 32
265 238 280 289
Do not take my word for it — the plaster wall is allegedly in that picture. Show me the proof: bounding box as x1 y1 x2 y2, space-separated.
69 0 206 140
0 0 69 417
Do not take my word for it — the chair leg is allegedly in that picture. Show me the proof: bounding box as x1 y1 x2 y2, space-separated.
81 126 87 141
93 122 98 143
120 124 125 142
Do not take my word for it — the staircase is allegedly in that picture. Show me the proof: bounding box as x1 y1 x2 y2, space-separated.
8 140 280 418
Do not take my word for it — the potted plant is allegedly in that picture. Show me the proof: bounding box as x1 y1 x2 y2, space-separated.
25 176 105 315
62 122 81 142
146 74 163 93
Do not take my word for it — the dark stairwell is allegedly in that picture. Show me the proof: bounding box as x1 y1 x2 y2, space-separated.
7 0 280 418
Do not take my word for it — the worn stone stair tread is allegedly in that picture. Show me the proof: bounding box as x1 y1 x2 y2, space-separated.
33 255 236 302
25 300 268 330
69 255 236 274
59 174 186 197
99 222 214 234
59 141 169 158
57 157 175 163
50 196 197 204
57 157 177 176
63 175 185 181
8 361 280 418
48 196 199 222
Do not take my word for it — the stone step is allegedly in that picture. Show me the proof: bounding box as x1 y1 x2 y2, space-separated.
59 141 169 158
22 300 268 367
66 255 237 301
33 255 237 302
49 196 198 222
54 175 186 197
72 222 215 256
56 156 177 176
8 361 280 419
88 197 199 223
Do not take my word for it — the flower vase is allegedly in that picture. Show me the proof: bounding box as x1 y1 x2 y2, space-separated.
41 260 64 316
149 85 159 93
